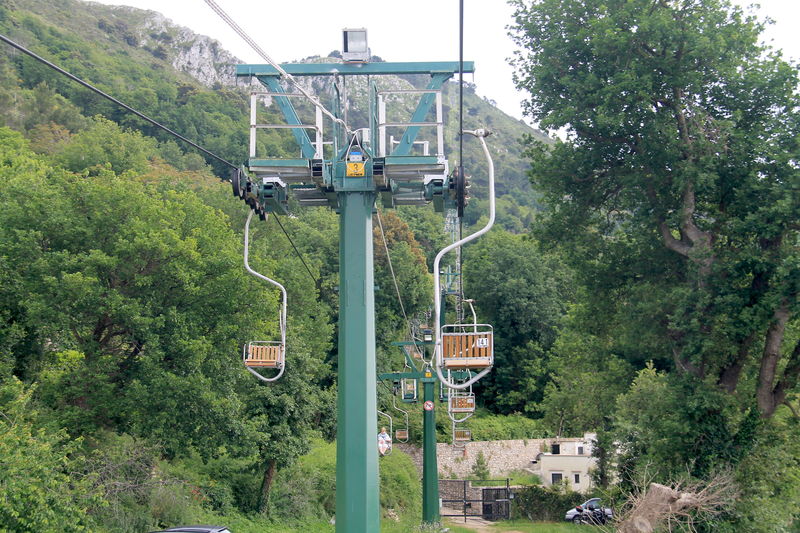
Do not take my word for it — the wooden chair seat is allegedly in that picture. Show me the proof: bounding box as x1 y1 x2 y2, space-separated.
443 357 492 369
395 429 409 441
245 344 282 368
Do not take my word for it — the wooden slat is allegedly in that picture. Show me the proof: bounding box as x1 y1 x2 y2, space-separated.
442 330 493 369
443 357 491 369
245 344 282 367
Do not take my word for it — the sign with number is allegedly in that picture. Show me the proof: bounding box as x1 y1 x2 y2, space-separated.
423 400 434 411
346 162 365 177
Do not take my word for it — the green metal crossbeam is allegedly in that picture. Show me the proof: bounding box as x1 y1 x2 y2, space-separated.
237 61 475 77
392 72 451 156
258 76 317 159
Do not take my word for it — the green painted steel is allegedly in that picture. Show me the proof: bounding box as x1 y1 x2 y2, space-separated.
392 73 451 156
240 55 482 530
237 61 475 77
248 158 310 168
383 155 444 166
336 191 380 533
259 77 317 159
422 376 440 523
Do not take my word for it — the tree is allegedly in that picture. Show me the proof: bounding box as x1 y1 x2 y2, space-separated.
465 230 573 413
511 0 800 417
539 321 633 436
0 379 101 532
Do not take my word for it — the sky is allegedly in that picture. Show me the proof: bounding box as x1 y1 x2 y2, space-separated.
89 0 800 128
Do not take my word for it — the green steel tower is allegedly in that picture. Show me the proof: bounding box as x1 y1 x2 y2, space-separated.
234 51 475 532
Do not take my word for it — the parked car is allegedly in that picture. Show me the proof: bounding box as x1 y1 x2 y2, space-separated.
150 527 231 533
565 498 613 524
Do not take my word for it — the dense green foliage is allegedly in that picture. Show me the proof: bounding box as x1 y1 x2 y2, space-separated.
0 0 556 529
2 0 799 530
511 485 590 523
511 0 800 529
0 379 98 532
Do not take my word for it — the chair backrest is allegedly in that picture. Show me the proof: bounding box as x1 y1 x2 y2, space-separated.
449 395 475 412
245 343 283 367
454 429 471 441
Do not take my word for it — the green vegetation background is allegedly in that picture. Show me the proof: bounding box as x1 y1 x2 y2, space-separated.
0 0 798 531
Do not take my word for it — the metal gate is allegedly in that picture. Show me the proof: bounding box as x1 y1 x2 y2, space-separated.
439 479 511 522
481 487 511 520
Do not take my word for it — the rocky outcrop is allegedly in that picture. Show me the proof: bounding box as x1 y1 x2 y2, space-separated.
132 9 240 87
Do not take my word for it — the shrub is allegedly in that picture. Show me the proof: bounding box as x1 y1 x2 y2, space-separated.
512 484 589 522
0 378 101 532
468 411 547 441
469 451 491 480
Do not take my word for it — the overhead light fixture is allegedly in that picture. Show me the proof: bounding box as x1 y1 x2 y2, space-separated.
342 28 369 63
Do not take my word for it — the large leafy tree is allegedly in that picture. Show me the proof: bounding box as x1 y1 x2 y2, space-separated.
511 0 800 417
464 230 573 414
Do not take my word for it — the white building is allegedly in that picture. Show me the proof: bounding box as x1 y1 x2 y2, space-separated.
528 432 597 492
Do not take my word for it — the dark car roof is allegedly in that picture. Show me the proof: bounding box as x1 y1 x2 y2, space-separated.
152 526 229 533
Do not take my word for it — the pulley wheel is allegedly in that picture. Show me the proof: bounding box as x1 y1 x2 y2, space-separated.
231 168 242 198
455 166 467 218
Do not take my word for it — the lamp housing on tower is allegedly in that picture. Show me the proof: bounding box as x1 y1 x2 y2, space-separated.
342 28 369 63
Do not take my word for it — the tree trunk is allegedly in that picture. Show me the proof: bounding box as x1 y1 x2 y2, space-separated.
257 459 277 515
756 302 790 417
719 332 756 393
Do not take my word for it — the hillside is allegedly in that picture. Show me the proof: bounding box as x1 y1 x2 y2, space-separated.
0 0 549 231
0 0 568 530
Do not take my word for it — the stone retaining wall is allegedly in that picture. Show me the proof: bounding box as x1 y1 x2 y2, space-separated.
396 435 594 480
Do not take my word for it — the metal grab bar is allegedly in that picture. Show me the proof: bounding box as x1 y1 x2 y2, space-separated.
243 210 287 382
434 129 495 390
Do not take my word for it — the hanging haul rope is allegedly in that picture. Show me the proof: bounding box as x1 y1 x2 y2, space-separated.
433 129 496 390
203 0 351 134
242 210 288 382
376 210 413 340
0 33 238 171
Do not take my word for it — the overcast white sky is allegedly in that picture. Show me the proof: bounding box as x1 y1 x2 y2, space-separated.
89 0 799 127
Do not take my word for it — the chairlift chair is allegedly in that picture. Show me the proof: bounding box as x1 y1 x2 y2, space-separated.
378 409 393 456
454 428 472 442
400 378 417 402
433 129 496 391
448 390 476 414
242 211 287 383
452 421 472 448
244 341 283 368
446 379 476 423
440 324 493 370
392 394 410 443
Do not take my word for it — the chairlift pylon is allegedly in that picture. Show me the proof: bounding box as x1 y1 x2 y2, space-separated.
242 210 287 382
434 129 496 390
